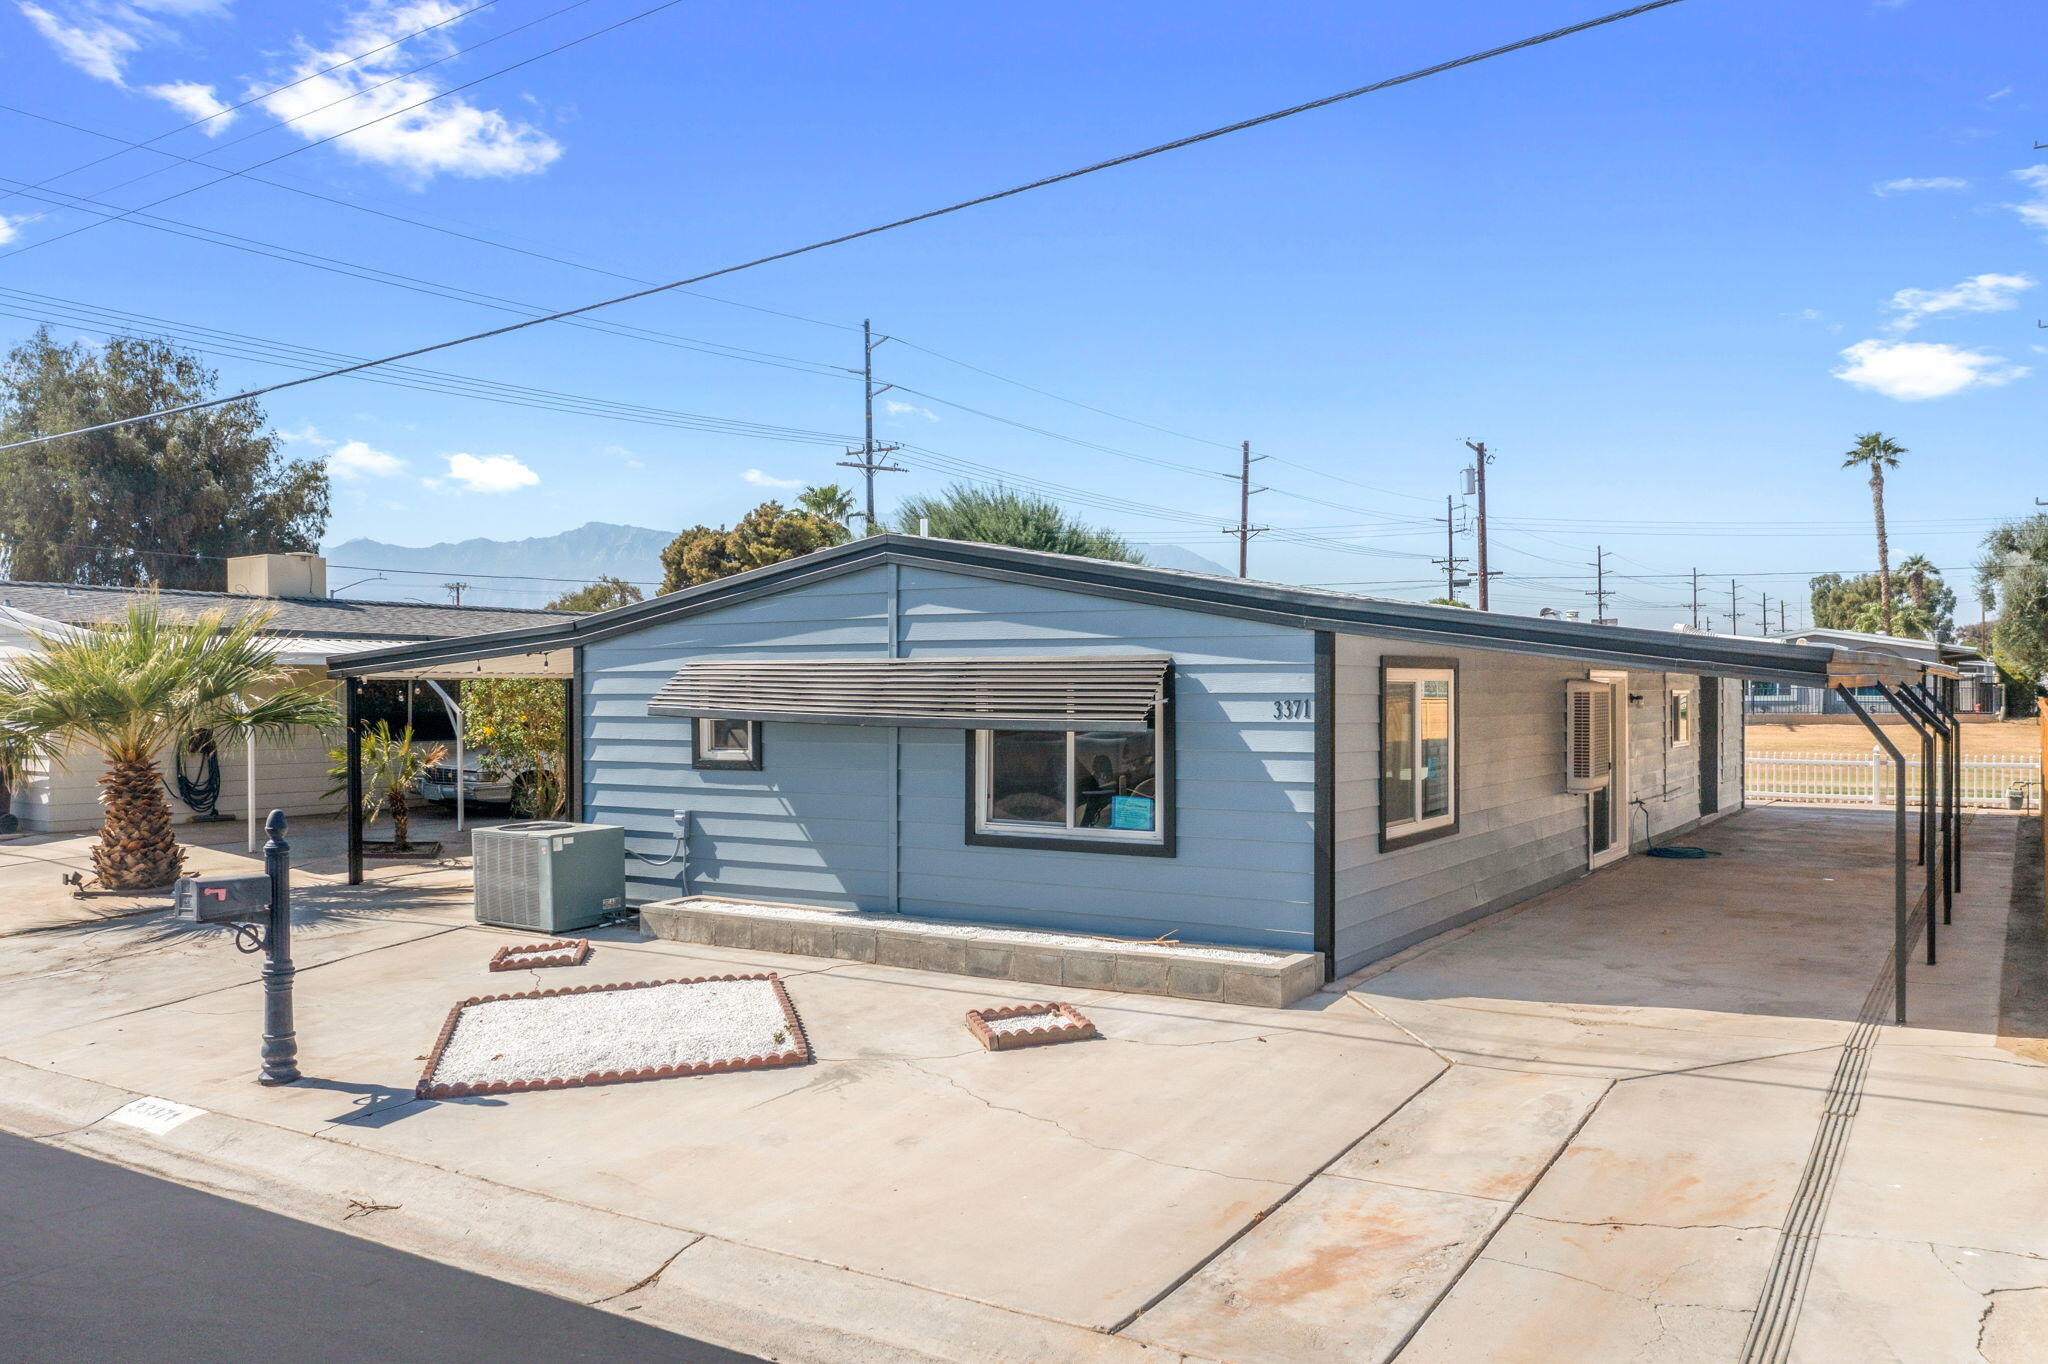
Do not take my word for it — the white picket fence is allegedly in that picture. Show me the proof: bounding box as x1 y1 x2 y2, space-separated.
1745 749 2041 810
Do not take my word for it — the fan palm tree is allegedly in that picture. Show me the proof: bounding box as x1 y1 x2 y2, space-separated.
1843 432 1906 634
325 722 447 852
0 597 337 889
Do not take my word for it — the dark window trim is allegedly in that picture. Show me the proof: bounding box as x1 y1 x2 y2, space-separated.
1378 654 1461 854
690 717 764 771
962 667 1176 858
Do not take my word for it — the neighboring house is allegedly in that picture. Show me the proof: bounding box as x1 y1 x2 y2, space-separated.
325 537 1930 978
0 553 576 835
1750 628 2001 718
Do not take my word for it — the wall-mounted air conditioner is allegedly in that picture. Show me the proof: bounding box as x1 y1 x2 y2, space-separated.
1565 681 1614 794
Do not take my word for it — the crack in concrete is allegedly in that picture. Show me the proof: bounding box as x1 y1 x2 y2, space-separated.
902 1060 1277 1185
1522 1212 1782 1235
587 1236 702 1305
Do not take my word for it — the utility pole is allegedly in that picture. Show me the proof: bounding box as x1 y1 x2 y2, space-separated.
1226 441 1269 577
1760 591 1770 636
1727 579 1742 635
1778 599 1788 632
1690 568 1701 629
1463 441 1498 609
1586 546 1613 624
836 318 906 530
1432 495 1470 601
443 581 470 605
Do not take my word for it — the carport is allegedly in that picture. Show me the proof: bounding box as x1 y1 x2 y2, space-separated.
324 640 578 888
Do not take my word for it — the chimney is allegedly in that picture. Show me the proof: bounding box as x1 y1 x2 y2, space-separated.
226 553 327 599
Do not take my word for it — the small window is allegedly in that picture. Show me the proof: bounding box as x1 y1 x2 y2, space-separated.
1669 689 1694 747
970 724 1168 853
1382 664 1457 846
692 717 762 770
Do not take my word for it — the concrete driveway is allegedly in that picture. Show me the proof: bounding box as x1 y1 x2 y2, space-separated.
1 807 2042 1362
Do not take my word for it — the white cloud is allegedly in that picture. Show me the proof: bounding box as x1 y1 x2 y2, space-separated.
18 2 141 82
1884 272 2034 332
0 213 40 246
143 79 235 130
1987 86 2014 102
253 1 561 182
599 443 644 469
881 399 939 422
1884 272 2034 333
1833 339 2027 401
276 422 332 446
437 451 538 493
1872 176 1970 196
2012 165 2048 234
327 439 407 480
742 468 803 489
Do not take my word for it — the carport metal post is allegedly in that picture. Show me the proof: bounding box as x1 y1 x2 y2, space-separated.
425 680 464 832
1906 682 1955 927
345 678 364 887
1881 684 1937 964
1944 677 1963 897
1840 687 1908 1024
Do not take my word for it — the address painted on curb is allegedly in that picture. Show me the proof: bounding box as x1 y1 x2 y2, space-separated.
105 1097 207 1136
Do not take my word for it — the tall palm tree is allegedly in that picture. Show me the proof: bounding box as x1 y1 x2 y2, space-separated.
1843 432 1906 634
0 597 337 889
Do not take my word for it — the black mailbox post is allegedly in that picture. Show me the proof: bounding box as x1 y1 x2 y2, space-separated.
173 809 299 1086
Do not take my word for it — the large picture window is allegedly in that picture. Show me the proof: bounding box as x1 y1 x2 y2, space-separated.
1381 662 1457 848
969 721 1171 855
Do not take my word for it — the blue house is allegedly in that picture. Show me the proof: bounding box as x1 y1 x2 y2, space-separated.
329 536 1925 980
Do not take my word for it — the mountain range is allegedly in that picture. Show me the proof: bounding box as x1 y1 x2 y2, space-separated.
325 523 1231 610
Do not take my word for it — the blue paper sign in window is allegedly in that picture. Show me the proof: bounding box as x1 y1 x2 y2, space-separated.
1109 795 1155 831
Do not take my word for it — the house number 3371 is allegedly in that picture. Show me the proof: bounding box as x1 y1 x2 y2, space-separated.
1273 699 1314 720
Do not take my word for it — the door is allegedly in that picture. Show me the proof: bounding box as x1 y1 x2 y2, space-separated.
1697 679 1720 815
1588 673 1629 868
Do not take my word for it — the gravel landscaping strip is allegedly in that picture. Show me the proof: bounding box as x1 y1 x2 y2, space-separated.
416 975 809 1099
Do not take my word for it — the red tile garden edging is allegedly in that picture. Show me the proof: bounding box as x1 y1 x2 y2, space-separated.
487 938 592 972
415 973 811 1100
964 1001 1098 1051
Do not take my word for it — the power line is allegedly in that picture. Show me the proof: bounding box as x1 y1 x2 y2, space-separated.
0 0 509 212
2 0 675 263
0 0 1691 456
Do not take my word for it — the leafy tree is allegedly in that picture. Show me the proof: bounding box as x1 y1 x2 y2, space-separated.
0 598 337 887
659 500 848 591
1810 558 1951 640
1975 513 2048 697
1426 597 1474 609
1895 554 1955 641
892 485 1143 563
1841 432 1905 634
547 575 644 612
796 483 858 533
326 722 446 853
0 330 328 587
463 679 566 819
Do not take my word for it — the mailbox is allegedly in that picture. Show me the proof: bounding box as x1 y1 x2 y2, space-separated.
172 873 273 924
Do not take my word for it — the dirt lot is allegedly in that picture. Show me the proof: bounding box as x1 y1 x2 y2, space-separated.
1748 716 2040 757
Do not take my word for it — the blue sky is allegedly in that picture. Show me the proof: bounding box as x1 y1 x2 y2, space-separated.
1 0 2042 623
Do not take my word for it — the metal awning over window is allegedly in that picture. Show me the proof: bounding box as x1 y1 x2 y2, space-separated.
647 655 1170 732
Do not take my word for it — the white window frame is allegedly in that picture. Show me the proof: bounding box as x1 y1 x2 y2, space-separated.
1383 666 1458 840
693 716 760 768
1669 688 1694 748
973 726 1165 845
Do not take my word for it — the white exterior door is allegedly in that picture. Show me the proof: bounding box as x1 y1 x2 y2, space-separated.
1587 672 1630 868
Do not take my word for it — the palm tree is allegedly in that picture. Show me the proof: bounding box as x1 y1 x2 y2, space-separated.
0 598 337 888
1843 432 1906 634
326 722 447 852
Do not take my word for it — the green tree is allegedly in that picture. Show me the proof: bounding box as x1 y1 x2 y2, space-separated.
1426 597 1474 609
463 679 566 819
892 485 1143 563
547 575 644 612
1841 432 1905 634
0 330 328 587
326 722 446 853
659 500 848 591
0 598 337 887
1809 559 1951 640
796 483 858 534
1895 554 1955 641
1975 513 2048 699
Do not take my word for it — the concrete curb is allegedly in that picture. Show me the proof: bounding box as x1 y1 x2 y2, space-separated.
0 1057 1182 1363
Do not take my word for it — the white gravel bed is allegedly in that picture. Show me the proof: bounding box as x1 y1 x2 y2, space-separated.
429 979 796 1091
985 1009 1067 1035
694 900 1284 964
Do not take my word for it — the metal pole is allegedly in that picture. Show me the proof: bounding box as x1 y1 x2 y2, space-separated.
344 680 364 887
258 810 299 1086
1912 681 1955 927
1882 684 1937 965
1945 677 1963 902
1444 495 1458 601
1841 687 1909 1024
1465 440 1490 610
1690 568 1699 630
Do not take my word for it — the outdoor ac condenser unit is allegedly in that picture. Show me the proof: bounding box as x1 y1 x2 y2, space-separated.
473 821 627 933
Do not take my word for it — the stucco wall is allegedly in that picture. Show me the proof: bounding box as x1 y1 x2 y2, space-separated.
579 562 1320 952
